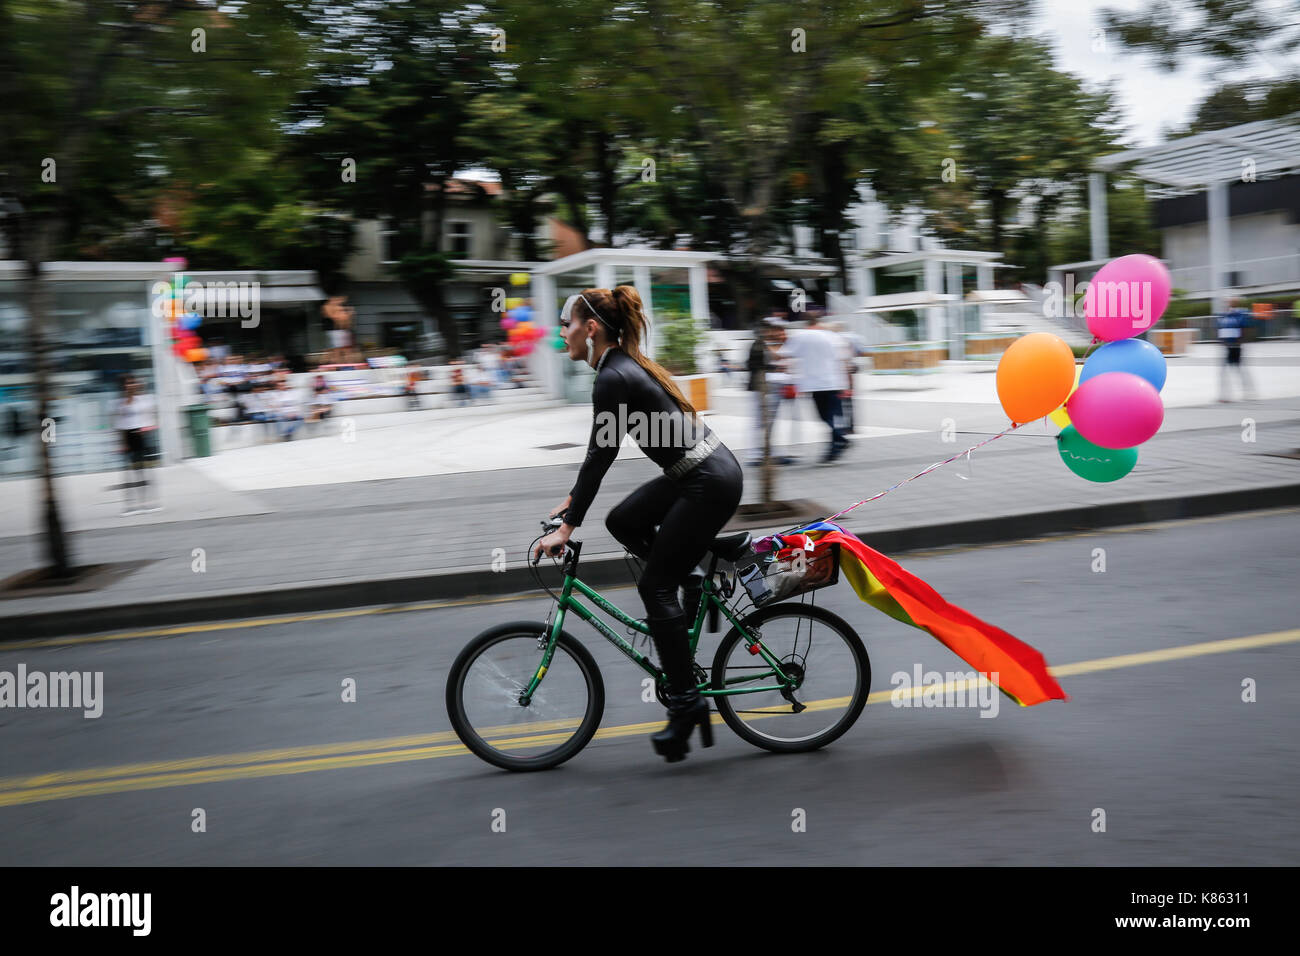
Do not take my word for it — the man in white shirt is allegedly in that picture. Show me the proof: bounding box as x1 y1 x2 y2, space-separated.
780 314 849 462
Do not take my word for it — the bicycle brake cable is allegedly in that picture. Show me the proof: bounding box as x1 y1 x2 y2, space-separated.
527 533 563 604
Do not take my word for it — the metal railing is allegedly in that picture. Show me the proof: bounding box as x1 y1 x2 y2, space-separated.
1169 253 1300 294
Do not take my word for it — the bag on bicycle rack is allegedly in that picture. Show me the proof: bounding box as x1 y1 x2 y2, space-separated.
735 539 840 608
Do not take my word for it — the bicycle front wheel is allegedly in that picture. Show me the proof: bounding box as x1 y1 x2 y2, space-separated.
446 622 605 772
711 602 870 753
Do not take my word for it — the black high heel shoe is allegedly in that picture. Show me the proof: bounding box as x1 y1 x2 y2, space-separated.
648 613 713 763
651 689 713 763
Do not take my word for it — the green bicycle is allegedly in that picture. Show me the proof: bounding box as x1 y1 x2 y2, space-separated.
445 519 872 771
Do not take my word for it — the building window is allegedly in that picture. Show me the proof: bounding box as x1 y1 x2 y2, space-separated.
447 221 472 258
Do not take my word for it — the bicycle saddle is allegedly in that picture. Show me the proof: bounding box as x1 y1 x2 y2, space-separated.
709 531 752 563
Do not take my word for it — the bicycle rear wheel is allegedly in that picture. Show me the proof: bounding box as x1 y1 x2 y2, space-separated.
711 602 869 753
446 622 605 772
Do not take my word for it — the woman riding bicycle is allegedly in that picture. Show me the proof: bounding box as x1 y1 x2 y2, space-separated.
533 286 744 763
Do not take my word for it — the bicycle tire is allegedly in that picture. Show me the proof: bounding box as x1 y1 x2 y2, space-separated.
446 621 605 772
711 602 870 753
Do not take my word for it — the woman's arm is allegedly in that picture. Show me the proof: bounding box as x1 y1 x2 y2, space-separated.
563 371 623 528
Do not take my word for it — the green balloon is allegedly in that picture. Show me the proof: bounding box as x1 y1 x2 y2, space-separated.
1057 425 1138 482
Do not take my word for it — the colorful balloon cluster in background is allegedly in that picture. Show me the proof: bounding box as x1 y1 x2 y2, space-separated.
996 254 1173 483
162 264 209 364
500 290 546 356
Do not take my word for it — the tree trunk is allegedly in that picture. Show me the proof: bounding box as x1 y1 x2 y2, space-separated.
817 139 851 292
595 128 618 246
430 282 459 358
24 225 73 577
758 359 775 508
428 179 459 357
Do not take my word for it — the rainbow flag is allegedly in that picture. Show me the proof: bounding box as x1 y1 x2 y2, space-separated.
767 522 1067 707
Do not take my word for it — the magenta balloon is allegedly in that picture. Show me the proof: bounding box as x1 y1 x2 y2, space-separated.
1066 371 1164 449
1085 254 1172 340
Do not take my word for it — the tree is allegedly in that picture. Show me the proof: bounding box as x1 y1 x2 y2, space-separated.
460 90 562 262
1101 0 1300 72
1175 75 1300 135
0 0 311 578
903 34 1121 270
288 0 500 358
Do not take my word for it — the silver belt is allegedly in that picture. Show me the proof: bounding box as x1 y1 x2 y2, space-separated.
665 432 721 480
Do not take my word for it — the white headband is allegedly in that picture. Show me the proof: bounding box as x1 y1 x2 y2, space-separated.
561 293 619 335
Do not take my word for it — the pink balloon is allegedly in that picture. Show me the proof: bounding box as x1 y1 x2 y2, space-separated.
1066 371 1164 449
1085 254 1171 340
501 316 517 330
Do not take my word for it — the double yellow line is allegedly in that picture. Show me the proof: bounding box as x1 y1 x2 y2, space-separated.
1 628 1295 809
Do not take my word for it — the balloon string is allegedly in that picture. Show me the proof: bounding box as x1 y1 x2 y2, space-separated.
811 420 1023 527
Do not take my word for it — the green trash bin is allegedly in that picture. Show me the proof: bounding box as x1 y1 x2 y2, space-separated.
183 404 212 457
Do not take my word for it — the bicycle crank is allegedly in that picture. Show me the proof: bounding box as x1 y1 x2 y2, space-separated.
777 659 807 713
654 663 709 707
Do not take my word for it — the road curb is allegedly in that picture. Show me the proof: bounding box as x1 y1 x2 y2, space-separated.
4 482 1298 642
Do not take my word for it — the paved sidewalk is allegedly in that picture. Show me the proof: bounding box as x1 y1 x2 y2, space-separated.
1 341 1297 636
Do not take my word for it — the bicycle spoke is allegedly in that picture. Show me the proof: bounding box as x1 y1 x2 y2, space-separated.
456 633 594 762
714 605 867 748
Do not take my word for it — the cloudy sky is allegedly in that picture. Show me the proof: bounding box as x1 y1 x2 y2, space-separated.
1033 0 1297 147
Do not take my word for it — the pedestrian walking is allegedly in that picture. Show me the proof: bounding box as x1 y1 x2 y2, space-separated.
828 321 867 435
1217 297 1258 402
780 314 849 462
746 317 797 465
113 375 159 515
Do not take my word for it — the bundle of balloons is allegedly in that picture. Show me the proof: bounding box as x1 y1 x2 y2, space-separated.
995 254 1172 483
162 268 208 364
500 298 546 356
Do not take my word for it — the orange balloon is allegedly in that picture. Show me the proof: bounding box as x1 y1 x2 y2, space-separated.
996 333 1076 423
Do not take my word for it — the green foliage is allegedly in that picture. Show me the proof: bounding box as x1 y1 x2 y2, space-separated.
904 33 1124 270
394 248 457 291
1101 0 1299 73
0 0 312 260
658 309 702 376
1045 176 1161 275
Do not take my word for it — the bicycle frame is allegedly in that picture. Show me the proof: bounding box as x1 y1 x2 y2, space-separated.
519 540 797 705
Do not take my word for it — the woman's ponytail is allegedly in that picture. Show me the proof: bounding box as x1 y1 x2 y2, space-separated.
604 285 696 416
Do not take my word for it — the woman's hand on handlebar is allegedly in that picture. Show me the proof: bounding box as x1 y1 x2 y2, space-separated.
533 525 573 565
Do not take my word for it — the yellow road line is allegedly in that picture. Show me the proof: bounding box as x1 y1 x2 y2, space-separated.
0 719 575 791
1047 628 1300 677
0 627 1296 809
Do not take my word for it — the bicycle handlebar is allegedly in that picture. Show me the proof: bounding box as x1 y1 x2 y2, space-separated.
533 511 569 565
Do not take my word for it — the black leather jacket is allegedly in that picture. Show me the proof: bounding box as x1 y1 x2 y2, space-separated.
565 348 712 527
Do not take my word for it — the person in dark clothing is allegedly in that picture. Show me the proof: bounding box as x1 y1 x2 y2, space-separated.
1217 297 1258 402
535 286 744 763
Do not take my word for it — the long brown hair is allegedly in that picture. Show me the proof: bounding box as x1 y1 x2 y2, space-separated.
575 286 696 416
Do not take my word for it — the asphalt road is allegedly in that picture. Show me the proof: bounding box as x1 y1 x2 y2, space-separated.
1 508 1297 865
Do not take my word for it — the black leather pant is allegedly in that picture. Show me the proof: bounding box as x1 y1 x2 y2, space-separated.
605 444 744 622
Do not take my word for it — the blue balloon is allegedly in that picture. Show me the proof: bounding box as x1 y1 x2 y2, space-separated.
180 312 202 331
1079 337 1166 393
